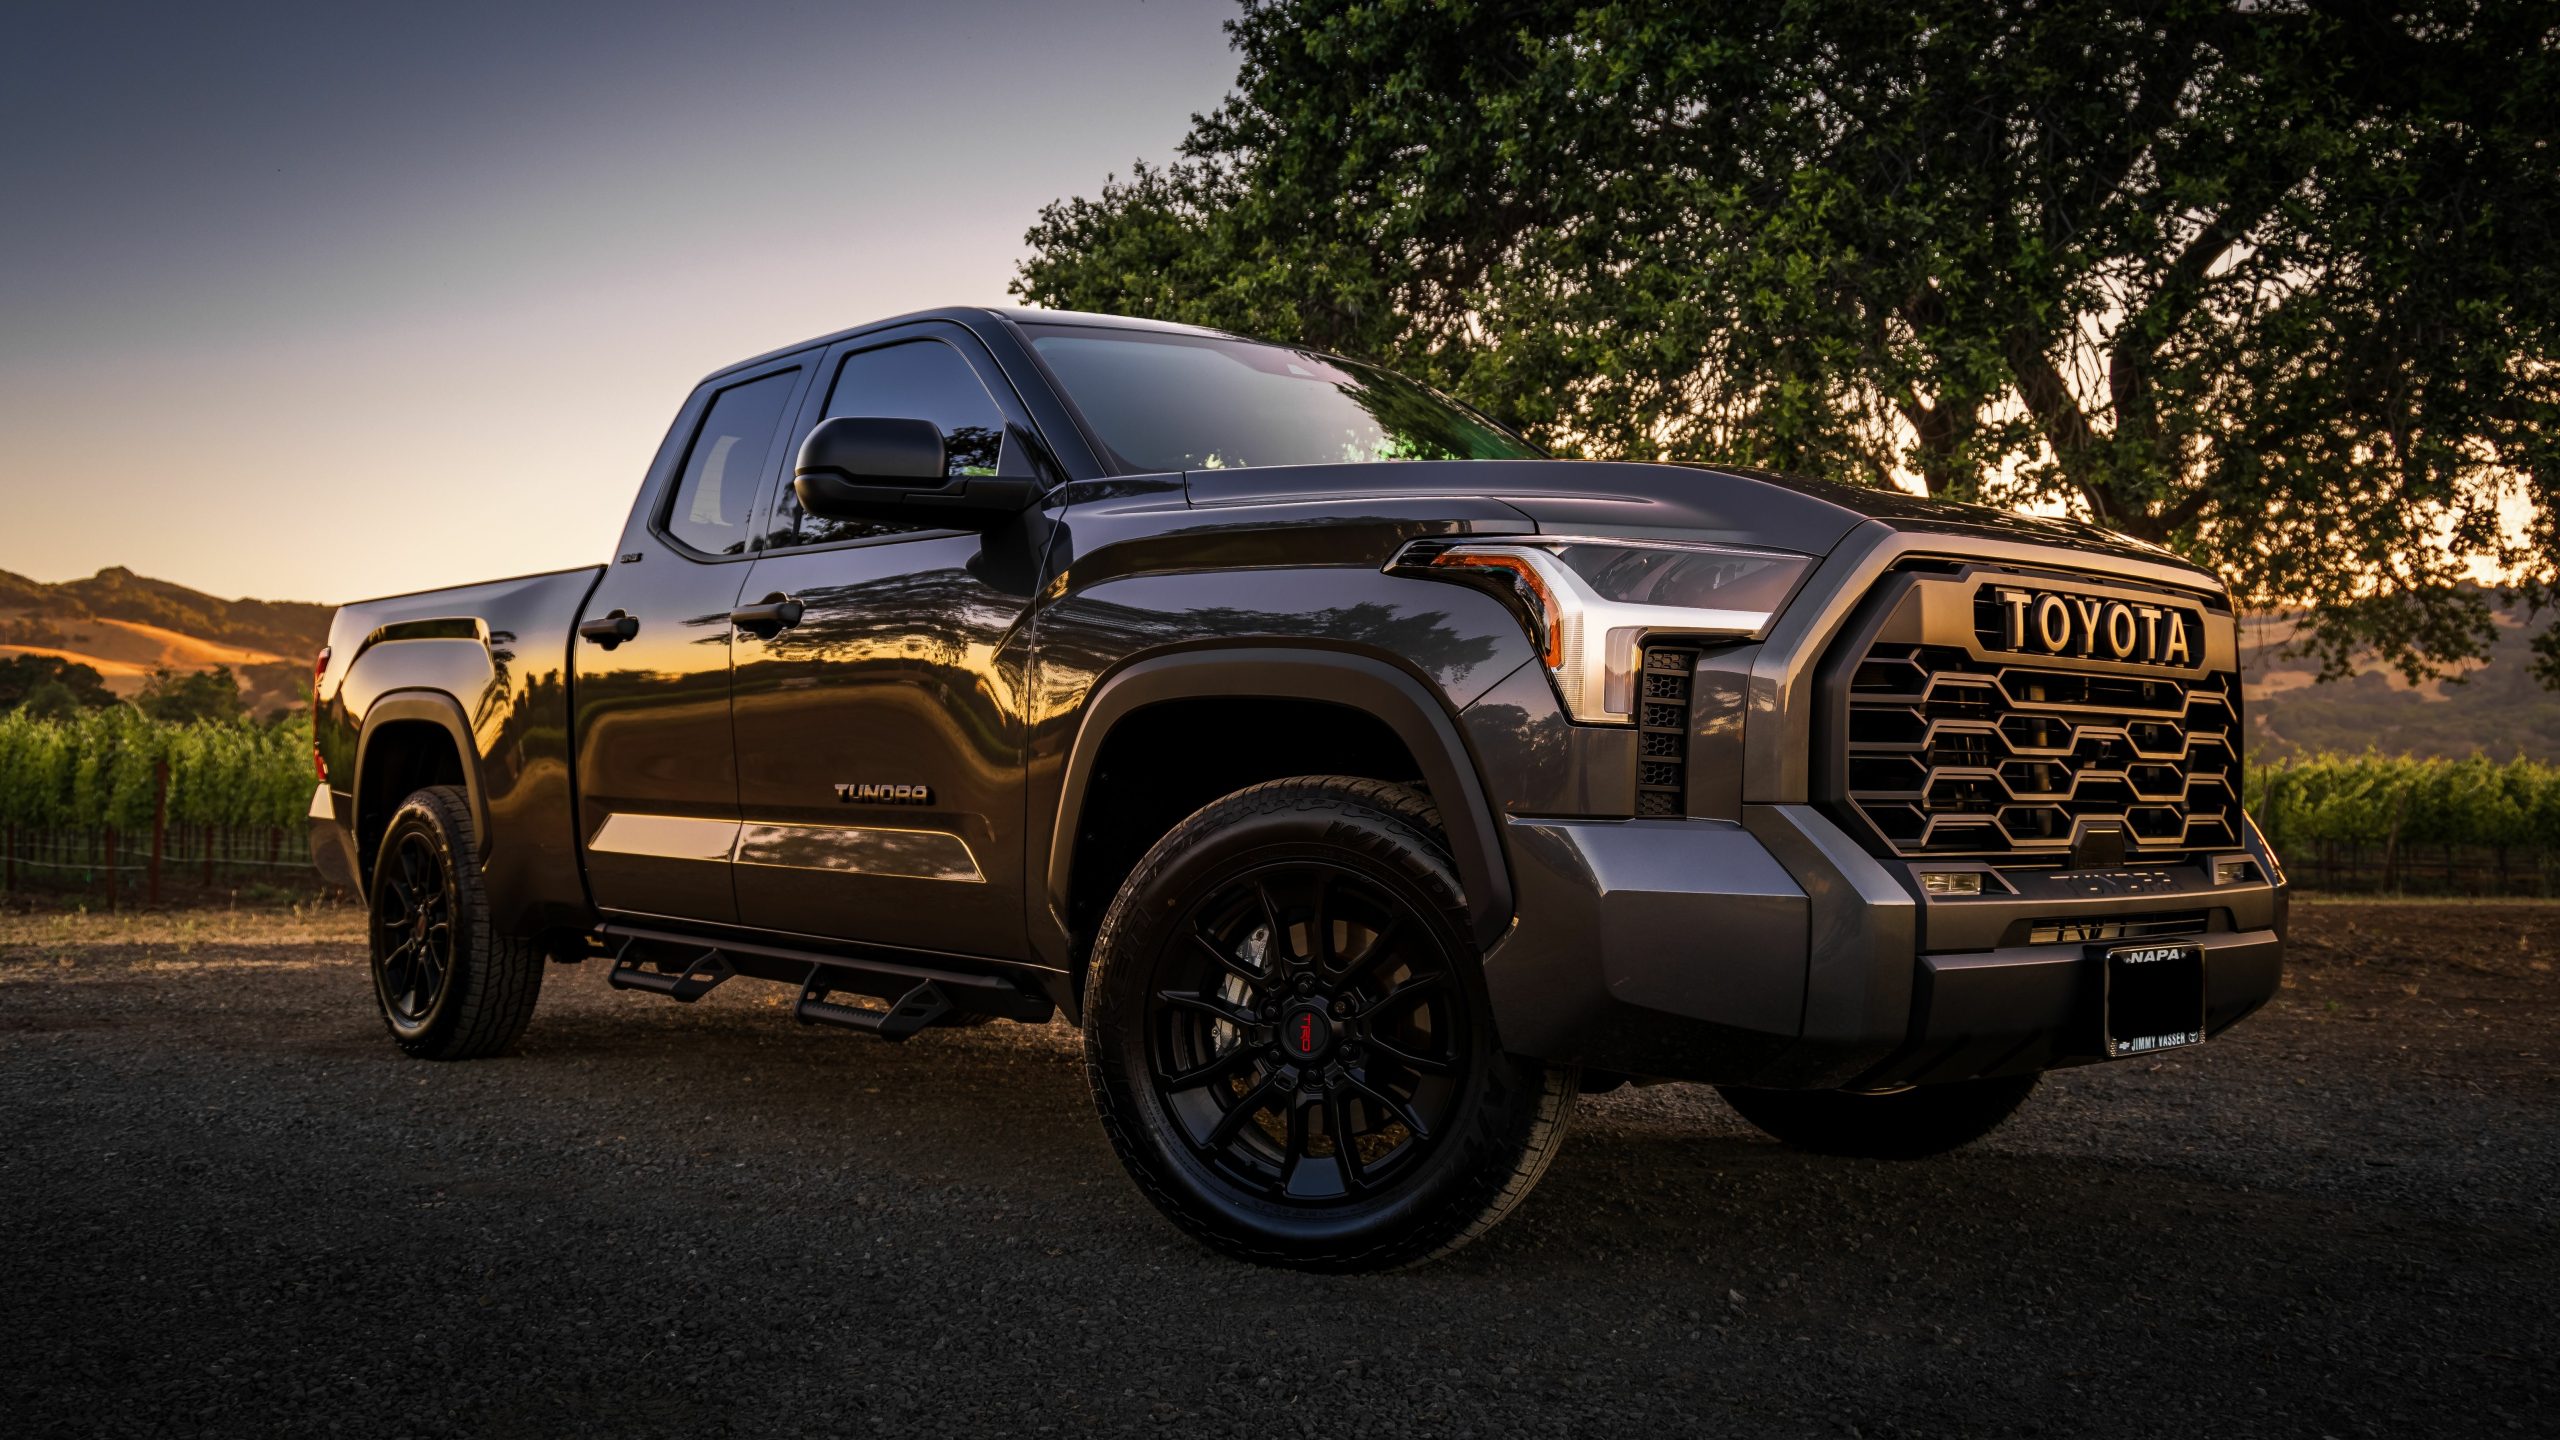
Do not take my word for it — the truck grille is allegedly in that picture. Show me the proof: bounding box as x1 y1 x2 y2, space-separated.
1635 646 1697 817
1840 643 2241 867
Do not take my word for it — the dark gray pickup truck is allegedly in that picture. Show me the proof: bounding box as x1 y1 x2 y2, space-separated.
310 306 2286 1269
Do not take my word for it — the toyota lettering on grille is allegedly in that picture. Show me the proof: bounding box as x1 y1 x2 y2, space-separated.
1985 586 2200 668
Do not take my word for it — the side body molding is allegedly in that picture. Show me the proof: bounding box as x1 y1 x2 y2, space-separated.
1042 648 1515 961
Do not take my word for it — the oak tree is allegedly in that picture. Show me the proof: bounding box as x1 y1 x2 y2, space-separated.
1017 0 2558 683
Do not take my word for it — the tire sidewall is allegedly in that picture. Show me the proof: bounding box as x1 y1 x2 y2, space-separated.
369 795 469 1048
1085 792 1528 1264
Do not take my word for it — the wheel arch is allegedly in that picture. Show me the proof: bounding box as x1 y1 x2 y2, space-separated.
352 691 489 891
1041 648 1514 988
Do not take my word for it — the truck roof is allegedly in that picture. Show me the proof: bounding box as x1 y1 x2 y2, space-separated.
705 306 1234 383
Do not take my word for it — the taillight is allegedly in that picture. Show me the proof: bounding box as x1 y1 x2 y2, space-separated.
312 647 331 781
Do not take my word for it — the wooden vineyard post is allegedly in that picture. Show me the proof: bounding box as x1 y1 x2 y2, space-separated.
149 760 169 906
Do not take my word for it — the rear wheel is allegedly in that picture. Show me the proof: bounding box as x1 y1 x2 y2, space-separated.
367 785 544 1060
1716 1074 2038 1159
1084 776 1575 1270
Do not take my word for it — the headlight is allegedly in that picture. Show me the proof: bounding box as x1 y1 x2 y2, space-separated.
1391 536 1813 723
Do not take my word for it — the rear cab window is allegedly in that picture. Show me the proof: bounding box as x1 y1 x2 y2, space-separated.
661 369 800 557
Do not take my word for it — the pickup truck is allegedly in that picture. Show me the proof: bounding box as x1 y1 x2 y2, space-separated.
310 306 2286 1270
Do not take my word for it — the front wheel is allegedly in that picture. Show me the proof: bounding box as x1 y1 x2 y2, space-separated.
1083 776 1575 1271
367 785 544 1060
1716 1073 2039 1159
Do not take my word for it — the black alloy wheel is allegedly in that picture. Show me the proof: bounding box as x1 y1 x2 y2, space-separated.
1148 859 1467 1204
372 829 454 1031
1085 776 1576 1270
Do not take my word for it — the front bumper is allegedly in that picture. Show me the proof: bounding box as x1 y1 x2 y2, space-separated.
1479 802 2285 1088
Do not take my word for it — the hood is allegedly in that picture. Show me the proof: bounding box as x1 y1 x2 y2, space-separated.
1181 458 2192 571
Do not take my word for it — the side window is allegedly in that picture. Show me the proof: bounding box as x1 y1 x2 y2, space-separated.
663 370 798 556
767 339 1006 548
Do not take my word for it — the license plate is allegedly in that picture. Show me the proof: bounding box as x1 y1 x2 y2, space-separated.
2102 942 2205 1058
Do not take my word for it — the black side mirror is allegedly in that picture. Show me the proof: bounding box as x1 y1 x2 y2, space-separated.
792 416 1042 531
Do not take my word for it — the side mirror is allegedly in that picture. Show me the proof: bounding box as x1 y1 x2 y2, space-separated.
792 417 1042 531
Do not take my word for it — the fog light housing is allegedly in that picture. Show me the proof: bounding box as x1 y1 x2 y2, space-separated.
2213 856 2258 886
1920 870 1983 897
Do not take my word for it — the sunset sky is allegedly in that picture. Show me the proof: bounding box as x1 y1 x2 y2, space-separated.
0 0 1234 603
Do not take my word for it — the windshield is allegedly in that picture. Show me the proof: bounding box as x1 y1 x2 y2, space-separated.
1025 324 1541 473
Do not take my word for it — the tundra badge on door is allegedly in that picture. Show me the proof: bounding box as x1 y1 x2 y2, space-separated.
835 782 932 805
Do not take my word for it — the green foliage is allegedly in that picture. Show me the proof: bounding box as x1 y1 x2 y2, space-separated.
0 710 311 833
18 680 82 722
0 654 118 712
1018 0 2559 685
2246 753 2560 851
136 665 246 724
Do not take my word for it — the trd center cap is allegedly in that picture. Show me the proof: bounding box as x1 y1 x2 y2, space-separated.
1280 1002 1335 1062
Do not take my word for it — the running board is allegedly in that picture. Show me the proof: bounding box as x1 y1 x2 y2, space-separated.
606 938 735 1002
591 922 1054 1034
795 971 950 1041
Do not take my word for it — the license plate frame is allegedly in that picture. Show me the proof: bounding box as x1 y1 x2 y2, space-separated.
2099 941 2206 1058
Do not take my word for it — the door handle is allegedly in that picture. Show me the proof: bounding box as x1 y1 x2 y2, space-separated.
578 610 639 647
730 593 804 635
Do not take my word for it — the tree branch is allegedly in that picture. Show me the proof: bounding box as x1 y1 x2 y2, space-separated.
2106 182 2296 424
2003 333 2097 462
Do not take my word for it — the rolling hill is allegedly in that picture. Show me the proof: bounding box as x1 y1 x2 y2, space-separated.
0 567 332 716
2240 592 2560 763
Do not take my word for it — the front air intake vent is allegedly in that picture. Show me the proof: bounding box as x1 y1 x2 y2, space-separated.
2020 912 2210 946
1636 646 1698 817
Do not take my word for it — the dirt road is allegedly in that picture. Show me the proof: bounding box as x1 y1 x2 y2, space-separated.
2 899 2551 1437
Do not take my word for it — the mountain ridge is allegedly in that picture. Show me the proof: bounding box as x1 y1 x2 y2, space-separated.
0 567 333 714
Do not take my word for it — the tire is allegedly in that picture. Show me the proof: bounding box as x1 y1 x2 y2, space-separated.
1716 1073 2039 1159
366 785 544 1060
1083 775 1576 1271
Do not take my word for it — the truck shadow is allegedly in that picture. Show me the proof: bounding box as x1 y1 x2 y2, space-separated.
489 988 2447 1294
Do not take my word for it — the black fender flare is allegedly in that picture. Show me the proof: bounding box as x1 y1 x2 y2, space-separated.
353 690 491 876
1046 647 1515 954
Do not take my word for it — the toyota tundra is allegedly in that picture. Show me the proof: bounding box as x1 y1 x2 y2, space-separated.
309 307 2286 1269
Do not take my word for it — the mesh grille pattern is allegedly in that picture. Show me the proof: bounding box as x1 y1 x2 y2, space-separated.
1842 643 2240 866
1635 647 1696 817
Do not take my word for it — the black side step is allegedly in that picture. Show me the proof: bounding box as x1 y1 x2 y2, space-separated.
795 969 950 1041
606 939 735 1002
591 923 1054 1035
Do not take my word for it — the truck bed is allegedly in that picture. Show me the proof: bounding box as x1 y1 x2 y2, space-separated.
313 564 604 931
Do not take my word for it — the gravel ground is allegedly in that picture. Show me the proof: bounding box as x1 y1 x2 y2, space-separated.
2 897 2552 1439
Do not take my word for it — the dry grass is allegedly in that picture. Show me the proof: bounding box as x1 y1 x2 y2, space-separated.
0 896 363 958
